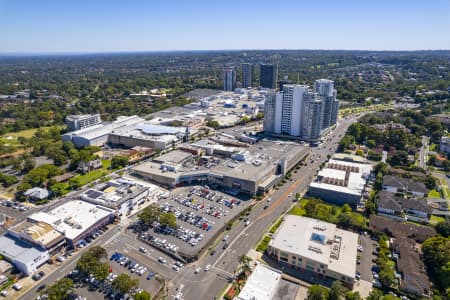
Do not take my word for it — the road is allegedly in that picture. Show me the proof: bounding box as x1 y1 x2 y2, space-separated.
19 115 359 300
418 136 429 169
168 116 358 300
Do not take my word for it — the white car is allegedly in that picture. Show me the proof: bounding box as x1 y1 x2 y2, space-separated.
223 235 229 242
0 290 8 297
204 264 211 271
158 257 166 264
194 267 201 274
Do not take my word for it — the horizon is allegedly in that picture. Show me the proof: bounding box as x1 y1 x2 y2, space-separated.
1 0 449 53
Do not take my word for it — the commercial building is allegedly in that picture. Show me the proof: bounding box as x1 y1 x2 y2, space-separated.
62 115 190 150
224 67 236 91
236 264 282 300
65 114 102 131
80 177 155 216
132 140 309 195
263 80 339 142
28 200 115 247
241 63 253 88
62 115 144 148
308 158 373 208
382 175 428 198
0 234 50 275
268 215 358 288
8 218 66 254
260 64 278 89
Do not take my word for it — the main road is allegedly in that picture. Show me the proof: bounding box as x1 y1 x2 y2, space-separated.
169 115 358 300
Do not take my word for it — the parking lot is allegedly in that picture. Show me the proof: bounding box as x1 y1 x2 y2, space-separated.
69 250 162 300
357 233 379 285
139 186 250 257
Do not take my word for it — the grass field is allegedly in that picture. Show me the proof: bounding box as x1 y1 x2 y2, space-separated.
430 215 446 225
428 189 442 198
256 236 272 252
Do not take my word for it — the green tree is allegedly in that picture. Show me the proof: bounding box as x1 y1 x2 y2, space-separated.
436 219 450 237
422 236 450 290
345 291 361 300
76 246 109 281
329 280 348 300
111 273 139 295
111 155 129 169
134 291 151 300
241 115 251 124
44 277 73 300
138 204 162 226
206 120 220 129
159 212 177 228
307 285 329 300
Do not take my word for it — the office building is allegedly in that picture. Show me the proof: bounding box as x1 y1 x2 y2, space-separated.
263 79 339 142
65 114 102 131
268 215 358 288
241 63 253 88
260 64 278 89
224 67 236 91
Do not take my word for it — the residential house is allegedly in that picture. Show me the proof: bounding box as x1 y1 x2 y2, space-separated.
382 175 428 198
377 191 431 222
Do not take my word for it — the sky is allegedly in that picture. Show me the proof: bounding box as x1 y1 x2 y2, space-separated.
0 0 449 53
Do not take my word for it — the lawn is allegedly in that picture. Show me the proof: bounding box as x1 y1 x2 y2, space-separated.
429 143 437 151
430 215 446 225
74 169 109 186
269 218 284 234
428 189 441 198
101 159 111 170
256 236 272 252
2 126 56 138
289 205 306 216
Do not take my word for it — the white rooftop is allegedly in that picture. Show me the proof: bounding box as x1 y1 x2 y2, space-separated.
29 200 114 240
311 159 372 196
270 215 358 279
237 264 282 300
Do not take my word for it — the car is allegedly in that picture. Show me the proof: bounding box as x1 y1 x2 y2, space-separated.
223 235 229 242
194 267 201 274
37 284 46 292
204 264 211 271
158 257 166 264
0 290 8 297
223 243 229 249
245 220 250 226
355 273 361 280
210 249 216 256
12 283 22 291
357 245 364 252
263 205 269 210
267 197 272 202
174 261 184 268
38 270 46 277
146 272 155 280
32 274 42 281
356 259 361 264
172 265 180 271
139 247 148 253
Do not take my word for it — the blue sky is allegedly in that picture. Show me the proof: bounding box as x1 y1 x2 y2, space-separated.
0 0 449 53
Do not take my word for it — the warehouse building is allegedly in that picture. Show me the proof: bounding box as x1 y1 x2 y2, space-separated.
268 215 358 288
308 158 373 208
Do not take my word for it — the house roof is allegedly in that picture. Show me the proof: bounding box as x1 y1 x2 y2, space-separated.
377 191 431 214
382 175 428 194
24 187 49 200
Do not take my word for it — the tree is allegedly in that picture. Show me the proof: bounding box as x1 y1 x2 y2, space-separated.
329 280 348 300
22 157 35 173
76 246 109 281
111 273 139 295
237 254 252 278
422 236 450 290
111 156 129 169
159 212 177 228
436 219 450 237
241 115 251 124
374 162 388 175
388 150 408 166
0 173 18 187
134 291 151 300
138 204 162 226
307 285 329 300
44 277 73 300
206 120 220 129
424 176 437 190
345 291 361 300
